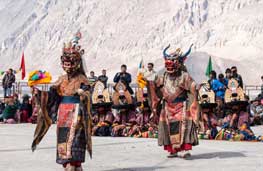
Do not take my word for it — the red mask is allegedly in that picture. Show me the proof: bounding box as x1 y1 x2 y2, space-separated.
165 59 181 73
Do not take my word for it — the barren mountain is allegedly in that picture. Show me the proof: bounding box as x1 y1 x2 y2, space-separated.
0 0 262 84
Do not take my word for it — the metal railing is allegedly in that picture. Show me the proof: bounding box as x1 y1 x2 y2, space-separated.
0 81 262 100
0 81 141 100
244 85 262 99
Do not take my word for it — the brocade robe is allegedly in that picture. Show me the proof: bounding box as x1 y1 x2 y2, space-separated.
152 71 200 150
31 73 92 165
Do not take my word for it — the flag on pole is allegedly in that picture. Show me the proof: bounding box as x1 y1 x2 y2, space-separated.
205 56 212 77
138 58 144 69
137 59 146 88
20 52 26 80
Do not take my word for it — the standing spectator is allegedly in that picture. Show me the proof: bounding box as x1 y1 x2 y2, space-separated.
2 68 15 97
143 63 158 81
88 71 98 92
88 71 98 87
225 68 232 81
209 71 225 100
209 70 225 118
98 69 108 88
113 64 133 94
231 66 243 88
218 73 228 87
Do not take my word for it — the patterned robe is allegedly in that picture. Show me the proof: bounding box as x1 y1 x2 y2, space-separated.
151 71 200 152
31 73 92 165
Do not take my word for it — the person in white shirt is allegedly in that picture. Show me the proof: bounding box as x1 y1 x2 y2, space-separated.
143 63 157 81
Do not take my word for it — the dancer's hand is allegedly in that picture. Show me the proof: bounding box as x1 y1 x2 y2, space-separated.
76 88 84 96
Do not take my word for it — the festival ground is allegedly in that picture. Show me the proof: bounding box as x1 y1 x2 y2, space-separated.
1 124 263 171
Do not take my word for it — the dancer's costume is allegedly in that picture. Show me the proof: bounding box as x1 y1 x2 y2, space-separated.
149 44 200 157
31 32 92 170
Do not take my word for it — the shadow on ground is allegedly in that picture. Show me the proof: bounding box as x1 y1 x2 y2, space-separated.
187 151 246 160
0 146 55 152
102 166 166 171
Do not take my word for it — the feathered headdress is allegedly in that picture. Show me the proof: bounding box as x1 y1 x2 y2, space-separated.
61 31 87 77
62 31 83 55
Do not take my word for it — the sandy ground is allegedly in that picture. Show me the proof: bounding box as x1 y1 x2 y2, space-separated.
0 124 263 171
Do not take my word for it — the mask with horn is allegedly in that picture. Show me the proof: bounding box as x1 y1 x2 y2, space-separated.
163 44 193 73
61 32 86 76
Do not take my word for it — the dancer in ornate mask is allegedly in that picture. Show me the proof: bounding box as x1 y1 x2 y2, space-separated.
149 44 200 158
31 32 92 171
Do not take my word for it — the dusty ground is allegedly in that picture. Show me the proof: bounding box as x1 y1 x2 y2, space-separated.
0 124 263 171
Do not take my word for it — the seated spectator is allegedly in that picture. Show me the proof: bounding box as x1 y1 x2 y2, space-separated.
0 99 5 115
13 94 21 109
17 94 32 123
0 97 18 123
250 97 263 125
